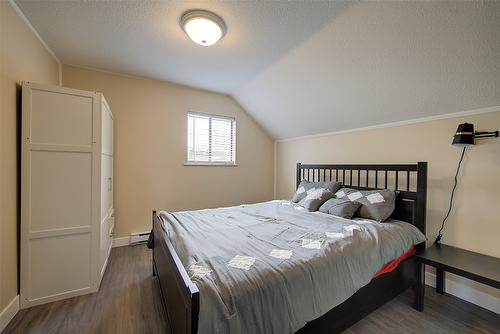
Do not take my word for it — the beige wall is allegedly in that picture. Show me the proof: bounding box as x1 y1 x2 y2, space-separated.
62 65 274 238
276 111 500 302
0 1 60 311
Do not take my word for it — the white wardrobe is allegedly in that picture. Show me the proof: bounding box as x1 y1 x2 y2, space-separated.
21 82 114 308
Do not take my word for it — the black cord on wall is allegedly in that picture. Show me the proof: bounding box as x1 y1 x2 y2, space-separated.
434 146 467 246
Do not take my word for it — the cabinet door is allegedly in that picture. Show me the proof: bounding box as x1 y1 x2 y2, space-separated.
101 99 113 156
21 82 100 308
100 216 110 275
101 154 113 221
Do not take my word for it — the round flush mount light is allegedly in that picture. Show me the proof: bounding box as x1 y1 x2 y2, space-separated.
180 9 226 46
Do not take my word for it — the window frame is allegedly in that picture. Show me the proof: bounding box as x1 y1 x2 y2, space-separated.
185 111 237 166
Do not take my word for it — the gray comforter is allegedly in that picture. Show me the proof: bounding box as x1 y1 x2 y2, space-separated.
159 200 426 334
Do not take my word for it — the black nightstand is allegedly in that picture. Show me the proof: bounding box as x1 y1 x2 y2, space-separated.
414 244 500 311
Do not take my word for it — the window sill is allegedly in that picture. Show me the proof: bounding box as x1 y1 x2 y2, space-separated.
184 162 238 167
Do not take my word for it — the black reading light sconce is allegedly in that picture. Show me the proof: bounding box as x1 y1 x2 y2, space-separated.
452 122 499 146
434 123 499 246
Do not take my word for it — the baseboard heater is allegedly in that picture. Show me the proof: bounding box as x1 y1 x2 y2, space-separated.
130 231 150 245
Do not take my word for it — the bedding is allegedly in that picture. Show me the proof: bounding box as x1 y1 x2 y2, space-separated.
297 188 335 211
372 246 416 279
318 197 361 218
159 200 425 334
335 188 397 221
291 180 341 203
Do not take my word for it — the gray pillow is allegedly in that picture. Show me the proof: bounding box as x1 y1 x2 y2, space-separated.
298 189 335 212
292 180 342 203
335 188 397 222
319 198 361 219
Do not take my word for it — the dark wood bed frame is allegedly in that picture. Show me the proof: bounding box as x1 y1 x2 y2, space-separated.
152 162 428 334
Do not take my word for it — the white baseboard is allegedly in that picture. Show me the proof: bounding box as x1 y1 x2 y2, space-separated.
425 271 500 314
112 236 130 248
0 295 19 332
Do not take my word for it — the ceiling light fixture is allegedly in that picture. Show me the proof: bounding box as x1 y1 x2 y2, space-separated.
180 9 226 47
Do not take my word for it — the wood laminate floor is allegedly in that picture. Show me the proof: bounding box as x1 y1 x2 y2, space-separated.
4 245 499 334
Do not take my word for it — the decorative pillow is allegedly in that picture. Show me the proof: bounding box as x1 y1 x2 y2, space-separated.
298 188 335 212
335 188 397 221
318 198 362 219
292 180 342 203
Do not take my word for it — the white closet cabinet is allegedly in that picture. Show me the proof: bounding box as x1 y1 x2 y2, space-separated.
21 82 114 308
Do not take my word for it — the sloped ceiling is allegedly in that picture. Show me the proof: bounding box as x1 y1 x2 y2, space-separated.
15 1 500 139
234 1 500 139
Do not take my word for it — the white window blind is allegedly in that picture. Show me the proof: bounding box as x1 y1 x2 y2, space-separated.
187 112 236 164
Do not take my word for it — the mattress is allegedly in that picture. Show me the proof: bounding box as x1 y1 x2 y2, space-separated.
159 200 426 334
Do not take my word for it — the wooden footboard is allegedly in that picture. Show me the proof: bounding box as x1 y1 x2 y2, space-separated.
152 211 199 334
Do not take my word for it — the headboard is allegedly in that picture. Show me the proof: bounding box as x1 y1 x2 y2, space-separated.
296 162 427 234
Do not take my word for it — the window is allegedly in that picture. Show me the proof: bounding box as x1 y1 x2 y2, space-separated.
187 112 236 165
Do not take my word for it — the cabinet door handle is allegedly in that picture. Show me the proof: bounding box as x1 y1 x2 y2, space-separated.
108 177 112 191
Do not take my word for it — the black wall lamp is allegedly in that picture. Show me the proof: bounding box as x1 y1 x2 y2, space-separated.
435 122 499 246
452 122 499 146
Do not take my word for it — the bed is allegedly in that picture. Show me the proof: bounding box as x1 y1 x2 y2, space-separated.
152 162 428 334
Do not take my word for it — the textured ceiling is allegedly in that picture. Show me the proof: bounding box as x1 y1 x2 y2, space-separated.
16 1 500 139
234 1 500 139
14 0 347 94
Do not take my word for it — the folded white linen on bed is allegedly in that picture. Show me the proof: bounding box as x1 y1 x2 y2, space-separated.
159 200 426 334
